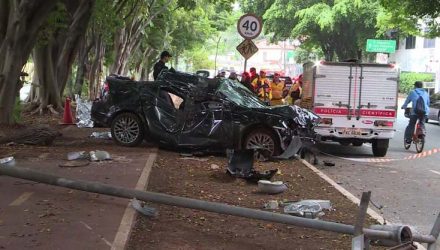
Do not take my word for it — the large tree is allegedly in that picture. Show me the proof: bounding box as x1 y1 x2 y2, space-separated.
378 0 440 37
0 0 58 124
28 0 95 113
241 0 380 61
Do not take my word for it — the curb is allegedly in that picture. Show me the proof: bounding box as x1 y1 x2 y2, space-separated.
299 159 427 250
111 148 158 250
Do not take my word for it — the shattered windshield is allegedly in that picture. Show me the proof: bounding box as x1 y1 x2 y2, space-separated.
217 79 267 108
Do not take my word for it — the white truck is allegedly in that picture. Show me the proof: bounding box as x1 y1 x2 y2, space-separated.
301 61 399 157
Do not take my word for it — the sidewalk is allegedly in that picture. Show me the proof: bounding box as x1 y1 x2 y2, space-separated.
0 126 156 250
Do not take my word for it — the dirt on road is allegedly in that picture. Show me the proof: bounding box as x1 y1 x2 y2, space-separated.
128 151 383 250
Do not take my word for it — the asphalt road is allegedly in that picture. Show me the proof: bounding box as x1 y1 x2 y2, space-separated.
316 103 440 236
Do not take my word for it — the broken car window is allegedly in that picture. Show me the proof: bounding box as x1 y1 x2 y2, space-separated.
217 79 267 108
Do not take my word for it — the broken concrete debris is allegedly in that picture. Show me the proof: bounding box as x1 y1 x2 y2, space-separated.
257 180 288 194
283 200 332 219
67 151 112 162
90 132 112 139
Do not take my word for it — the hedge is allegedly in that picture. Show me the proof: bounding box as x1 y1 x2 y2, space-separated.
399 72 435 94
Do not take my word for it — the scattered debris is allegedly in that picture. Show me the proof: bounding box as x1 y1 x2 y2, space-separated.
131 198 158 217
283 200 325 219
210 164 220 170
180 157 208 162
226 149 278 183
67 150 112 162
323 160 335 167
273 136 302 160
301 200 332 210
59 161 90 168
75 94 94 128
0 156 15 167
90 151 112 161
258 180 288 194
67 151 88 161
90 132 112 139
263 200 279 210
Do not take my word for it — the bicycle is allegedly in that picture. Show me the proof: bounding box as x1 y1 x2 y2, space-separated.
403 108 425 153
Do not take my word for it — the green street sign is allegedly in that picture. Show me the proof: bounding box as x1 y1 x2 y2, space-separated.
366 39 396 53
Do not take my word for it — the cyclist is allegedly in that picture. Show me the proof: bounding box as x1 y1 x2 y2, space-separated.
401 81 430 144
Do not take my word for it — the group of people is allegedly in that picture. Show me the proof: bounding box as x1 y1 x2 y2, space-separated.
154 51 303 107
238 67 303 106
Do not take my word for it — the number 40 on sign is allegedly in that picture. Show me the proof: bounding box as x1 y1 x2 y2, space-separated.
237 14 262 40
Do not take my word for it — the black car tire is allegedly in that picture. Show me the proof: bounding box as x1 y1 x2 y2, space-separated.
438 113 440 126
243 128 281 160
372 139 389 157
111 112 144 147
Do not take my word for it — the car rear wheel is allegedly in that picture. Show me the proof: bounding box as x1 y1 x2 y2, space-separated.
244 128 280 161
111 112 144 147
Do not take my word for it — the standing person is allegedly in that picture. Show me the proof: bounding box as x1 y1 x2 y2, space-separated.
240 72 253 91
153 51 172 80
401 81 430 144
249 67 259 83
251 70 272 104
228 71 238 81
288 74 303 105
270 72 287 105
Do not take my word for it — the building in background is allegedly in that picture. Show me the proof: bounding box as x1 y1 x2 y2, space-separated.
389 36 440 93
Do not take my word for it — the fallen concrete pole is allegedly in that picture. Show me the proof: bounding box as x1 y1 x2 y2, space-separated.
0 165 437 246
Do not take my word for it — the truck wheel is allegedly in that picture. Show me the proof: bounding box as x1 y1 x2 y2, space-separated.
372 139 389 157
111 112 144 147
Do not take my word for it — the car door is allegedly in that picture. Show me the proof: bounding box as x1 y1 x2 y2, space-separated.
146 87 186 145
178 99 233 148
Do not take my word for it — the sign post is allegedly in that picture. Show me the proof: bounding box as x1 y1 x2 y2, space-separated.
237 14 263 72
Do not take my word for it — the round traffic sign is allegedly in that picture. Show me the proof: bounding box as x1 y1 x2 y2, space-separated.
237 14 262 39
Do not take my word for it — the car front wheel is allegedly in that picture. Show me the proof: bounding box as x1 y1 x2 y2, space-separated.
244 128 281 161
111 112 144 147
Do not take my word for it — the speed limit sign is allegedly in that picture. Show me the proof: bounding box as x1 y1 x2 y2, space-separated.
237 14 262 39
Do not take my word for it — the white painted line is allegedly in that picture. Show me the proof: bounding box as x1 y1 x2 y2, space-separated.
430 170 440 176
80 221 112 247
111 149 158 250
299 159 427 250
9 192 33 206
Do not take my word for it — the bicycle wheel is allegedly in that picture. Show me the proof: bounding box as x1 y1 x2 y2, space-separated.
404 138 411 150
415 137 424 153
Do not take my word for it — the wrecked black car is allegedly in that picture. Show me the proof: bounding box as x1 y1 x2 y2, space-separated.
91 71 319 159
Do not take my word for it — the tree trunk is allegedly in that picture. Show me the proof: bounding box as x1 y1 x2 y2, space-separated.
29 0 95 112
0 0 58 124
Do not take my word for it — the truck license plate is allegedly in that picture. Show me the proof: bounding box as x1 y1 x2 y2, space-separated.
343 128 362 135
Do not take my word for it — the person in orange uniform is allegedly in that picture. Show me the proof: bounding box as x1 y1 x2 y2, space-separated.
288 74 303 105
251 70 272 104
270 72 287 105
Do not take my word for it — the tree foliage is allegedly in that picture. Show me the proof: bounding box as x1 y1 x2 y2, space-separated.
241 0 380 61
379 0 440 37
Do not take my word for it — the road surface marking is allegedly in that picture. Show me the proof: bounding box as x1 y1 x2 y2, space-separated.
112 149 158 250
323 148 440 163
80 221 112 247
9 192 33 206
300 159 427 250
430 170 440 176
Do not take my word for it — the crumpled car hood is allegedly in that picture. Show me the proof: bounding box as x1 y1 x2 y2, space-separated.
254 105 320 128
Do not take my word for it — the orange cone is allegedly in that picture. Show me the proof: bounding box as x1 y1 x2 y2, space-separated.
60 97 75 125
